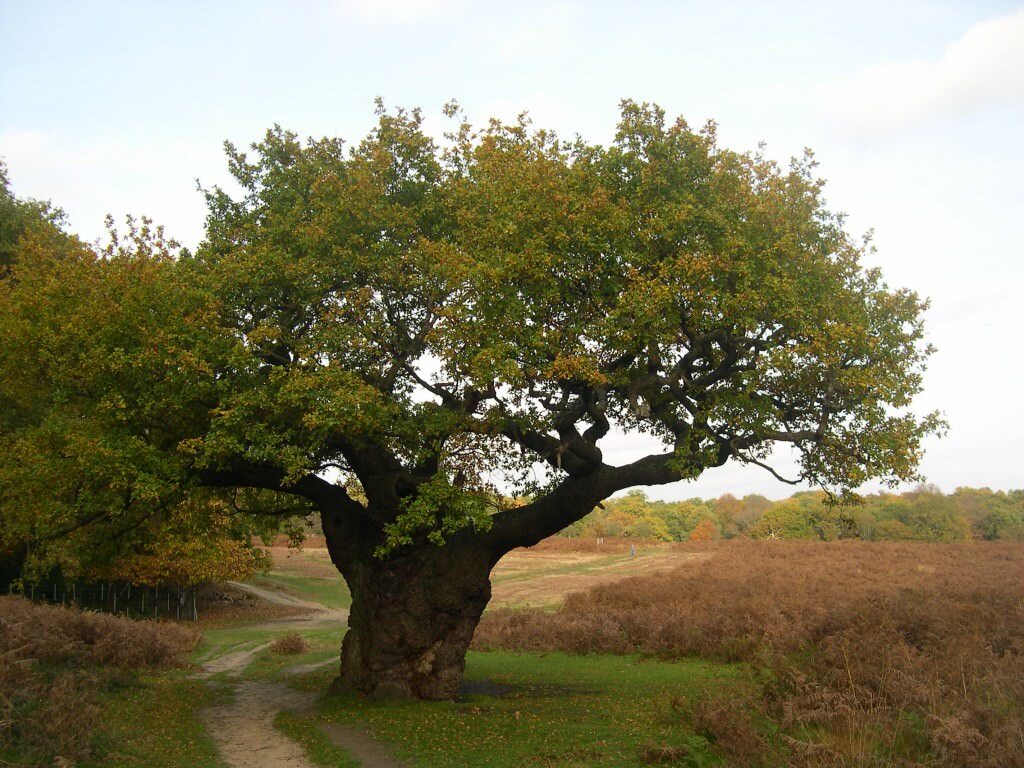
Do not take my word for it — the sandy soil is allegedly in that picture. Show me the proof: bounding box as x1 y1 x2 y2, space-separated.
201 680 319 768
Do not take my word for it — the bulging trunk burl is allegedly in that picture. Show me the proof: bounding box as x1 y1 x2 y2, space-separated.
323 511 498 700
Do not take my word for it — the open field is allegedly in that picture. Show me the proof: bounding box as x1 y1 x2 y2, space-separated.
4 539 1023 767
478 541 1024 767
260 537 704 610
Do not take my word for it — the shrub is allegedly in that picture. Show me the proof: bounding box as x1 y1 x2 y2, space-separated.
0 595 199 668
0 597 200 765
270 632 308 655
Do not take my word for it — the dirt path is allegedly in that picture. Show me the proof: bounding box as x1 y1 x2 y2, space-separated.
195 641 273 680
201 680 319 768
197 580 406 767
322 723 406 768
197 581 331 767
226 580 331 612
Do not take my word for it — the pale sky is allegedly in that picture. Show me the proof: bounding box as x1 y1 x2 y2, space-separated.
2 1 1022 500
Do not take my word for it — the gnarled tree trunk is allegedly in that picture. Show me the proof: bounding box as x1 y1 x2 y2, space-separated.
318 470 610 700
322 512 499 700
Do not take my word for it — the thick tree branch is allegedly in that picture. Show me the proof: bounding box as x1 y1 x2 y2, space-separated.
197 465 365 518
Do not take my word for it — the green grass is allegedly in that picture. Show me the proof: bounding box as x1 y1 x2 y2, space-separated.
251 572 351 610
286 650 748 767
191 624 278 666
241 628 344 679
275 710 360 767
84 675 225 768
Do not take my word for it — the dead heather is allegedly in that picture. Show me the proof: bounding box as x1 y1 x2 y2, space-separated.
519 535 653 554
0 596 200 766
475 540 1024 767
270 631 309 655
0 595 199 668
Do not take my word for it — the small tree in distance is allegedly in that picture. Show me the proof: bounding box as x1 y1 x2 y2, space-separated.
0 102 942 699
689 517 720 541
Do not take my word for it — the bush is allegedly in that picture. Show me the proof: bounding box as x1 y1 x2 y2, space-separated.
0 597 200 765
0 595 199 668
270 632 308 655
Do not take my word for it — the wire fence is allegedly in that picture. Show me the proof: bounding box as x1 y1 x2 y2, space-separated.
5 578 199 621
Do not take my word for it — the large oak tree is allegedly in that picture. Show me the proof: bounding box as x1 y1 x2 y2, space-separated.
0 103 940 698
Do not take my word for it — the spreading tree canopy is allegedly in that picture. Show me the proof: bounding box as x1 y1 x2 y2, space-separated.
0 103 940 698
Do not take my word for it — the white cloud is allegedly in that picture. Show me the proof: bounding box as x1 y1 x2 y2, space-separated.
0 130 223 250
335 0 463 23
823 8 1024 137
474 94 576 135
498 2 578 60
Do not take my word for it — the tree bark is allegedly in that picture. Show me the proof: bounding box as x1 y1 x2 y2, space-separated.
322 511 497 700
317 468 618 700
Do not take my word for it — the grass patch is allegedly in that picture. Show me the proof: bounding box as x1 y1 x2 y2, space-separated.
275 710 359 767
191 624 279 665
490 554 632 585
241 628 343 679
83 675 224 768
252 572 351 610
292 650 746 767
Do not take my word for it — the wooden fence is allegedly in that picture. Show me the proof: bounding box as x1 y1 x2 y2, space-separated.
5 578 199 620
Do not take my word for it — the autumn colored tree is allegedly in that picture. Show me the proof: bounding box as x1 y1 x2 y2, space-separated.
688 517 719 541
0 171 274 587
0 102 940 699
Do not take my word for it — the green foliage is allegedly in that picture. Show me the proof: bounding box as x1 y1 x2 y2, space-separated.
565 485 1008 543
378 476 494 554
2 101 941 571
0 161 70 274
0 177 289 582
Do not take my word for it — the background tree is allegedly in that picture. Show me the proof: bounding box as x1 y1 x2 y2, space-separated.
0 165 81 584
688 517 720 541
0 174 282 588
0 102 940 699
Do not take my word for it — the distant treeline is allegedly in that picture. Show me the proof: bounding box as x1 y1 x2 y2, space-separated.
562 485 1024 542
